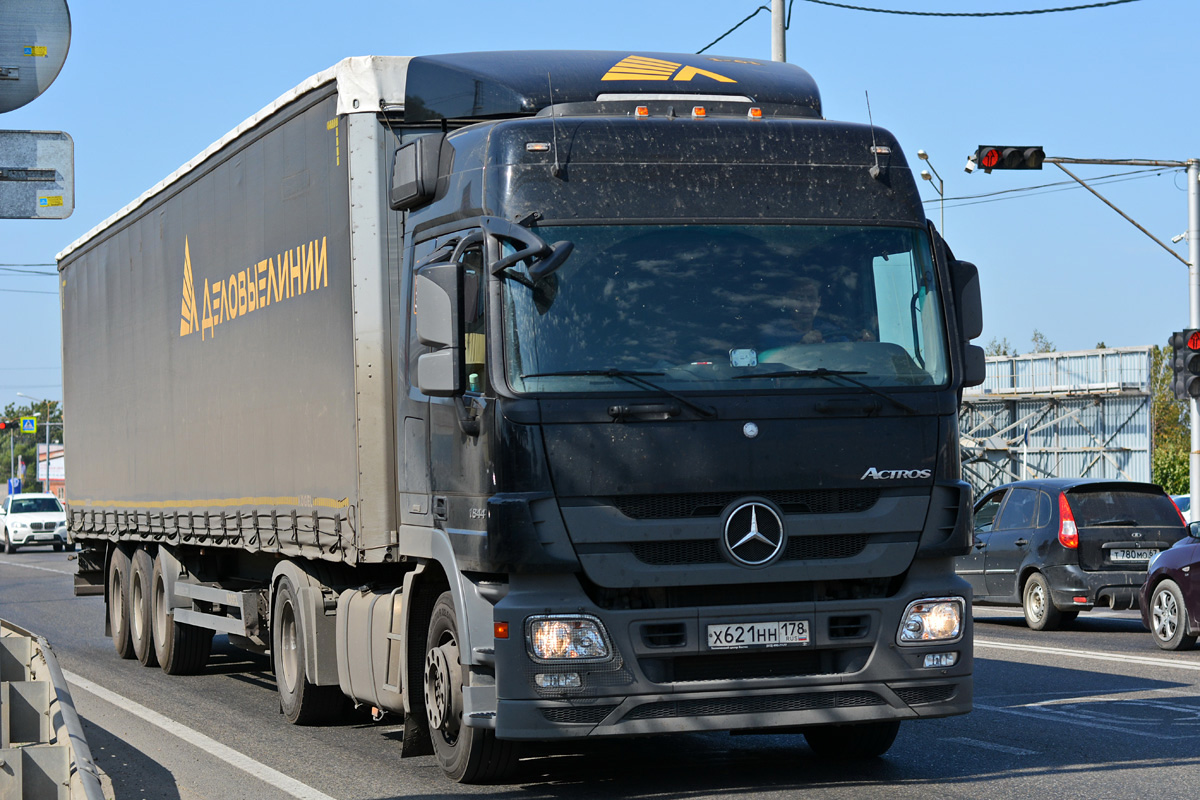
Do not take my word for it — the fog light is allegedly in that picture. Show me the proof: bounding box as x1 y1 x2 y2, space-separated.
924 652 959 668
526 615 611 662
897 597 964 645
534 673 581 689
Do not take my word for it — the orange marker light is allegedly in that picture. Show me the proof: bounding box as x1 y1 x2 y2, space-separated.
635 106 649 117
691 106 706 118
494 621 509 639
748 107 763 119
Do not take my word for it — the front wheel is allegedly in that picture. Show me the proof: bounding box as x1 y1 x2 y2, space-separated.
804 720 901 759
3 528 16 554
424 591 519 783
1022 572 1065 631
1150 580 1198 651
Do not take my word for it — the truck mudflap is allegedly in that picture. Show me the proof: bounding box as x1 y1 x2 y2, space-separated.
493 677 973 739
1 620 107 799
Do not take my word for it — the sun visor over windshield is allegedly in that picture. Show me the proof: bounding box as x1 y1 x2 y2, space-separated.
404 51 822 121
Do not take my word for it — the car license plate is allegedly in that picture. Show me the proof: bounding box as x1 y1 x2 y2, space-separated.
1109 548 1159 563
707 620 810 649
35 533 55 541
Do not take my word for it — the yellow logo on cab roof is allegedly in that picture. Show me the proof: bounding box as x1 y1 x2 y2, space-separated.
602 55 736 83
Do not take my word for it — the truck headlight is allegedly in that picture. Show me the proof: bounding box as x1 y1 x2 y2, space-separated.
526 615 611 662
897 597 964 645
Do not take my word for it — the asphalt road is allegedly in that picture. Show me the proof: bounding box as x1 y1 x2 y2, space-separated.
3 549 1199 800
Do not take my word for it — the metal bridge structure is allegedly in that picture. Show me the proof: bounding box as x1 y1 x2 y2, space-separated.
959 347 1153 495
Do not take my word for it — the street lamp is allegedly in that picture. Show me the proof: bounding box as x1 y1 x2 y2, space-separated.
17 392 54 494
918 149 945 233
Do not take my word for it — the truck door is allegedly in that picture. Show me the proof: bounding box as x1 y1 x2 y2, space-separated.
423 231 492 535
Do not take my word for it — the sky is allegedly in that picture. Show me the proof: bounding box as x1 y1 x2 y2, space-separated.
0 0 1193 412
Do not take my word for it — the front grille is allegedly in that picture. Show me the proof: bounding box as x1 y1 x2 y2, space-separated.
894 685 957 707
640 646 871 683
30 522 54 531
624 690 884 721
542 705 618 725
612 489 880 520
630 534 868 566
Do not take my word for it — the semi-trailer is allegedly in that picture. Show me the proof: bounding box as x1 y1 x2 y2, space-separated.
58 51 985 783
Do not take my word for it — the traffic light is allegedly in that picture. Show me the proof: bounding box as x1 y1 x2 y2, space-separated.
0 420 8 430
974 145 1046 173
1169 330 1200 399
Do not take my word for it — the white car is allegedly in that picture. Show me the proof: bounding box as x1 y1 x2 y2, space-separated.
1 493 71 553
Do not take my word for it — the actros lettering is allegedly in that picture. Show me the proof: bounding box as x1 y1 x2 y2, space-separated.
860 467 932 480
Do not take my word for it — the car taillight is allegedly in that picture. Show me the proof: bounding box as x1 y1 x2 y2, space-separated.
1058 492 1079 549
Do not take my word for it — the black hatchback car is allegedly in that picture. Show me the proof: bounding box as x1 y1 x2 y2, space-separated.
958 479 1188 630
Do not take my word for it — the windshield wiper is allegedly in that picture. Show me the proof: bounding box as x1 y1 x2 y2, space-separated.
520 369 717 419
734 367 917 415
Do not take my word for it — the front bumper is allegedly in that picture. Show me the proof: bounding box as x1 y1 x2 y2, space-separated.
10 530 68 546
489 566 973 740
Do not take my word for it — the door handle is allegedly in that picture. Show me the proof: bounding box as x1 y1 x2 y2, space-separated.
1015 538 1029 547
974 541 986 549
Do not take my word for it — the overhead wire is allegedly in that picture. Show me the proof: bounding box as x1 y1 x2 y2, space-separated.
797 0 1141 16
924 167 1182 209
701 0 1143 52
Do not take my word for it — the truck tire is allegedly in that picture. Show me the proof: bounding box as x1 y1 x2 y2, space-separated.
152 553 212 674
424 591 519 783
272 576 345 725
108 547 135 659
803 720 901 759
130 548 159 667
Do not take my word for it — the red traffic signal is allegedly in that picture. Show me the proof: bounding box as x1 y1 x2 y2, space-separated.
974 145 1045 173
1169 329 1200 399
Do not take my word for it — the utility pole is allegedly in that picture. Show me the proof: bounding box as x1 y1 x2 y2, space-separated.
771 0 786 62
1189 160 1200 513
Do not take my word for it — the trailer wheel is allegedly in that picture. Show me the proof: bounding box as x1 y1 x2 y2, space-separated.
272 576 345 725
424 591 519 783
151 553 212 674
108 547 135 659
804 720 901 759
130 548 159 667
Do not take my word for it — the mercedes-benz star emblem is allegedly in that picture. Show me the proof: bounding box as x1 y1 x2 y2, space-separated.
723 501 785 567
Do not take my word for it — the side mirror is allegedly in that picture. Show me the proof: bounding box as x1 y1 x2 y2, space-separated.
1190 520 1200 538
391 133 446 211
415 262 462 396
951 260 984 341
962 344 986 387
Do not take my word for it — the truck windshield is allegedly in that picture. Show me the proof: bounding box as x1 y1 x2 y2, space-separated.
502 224 949 394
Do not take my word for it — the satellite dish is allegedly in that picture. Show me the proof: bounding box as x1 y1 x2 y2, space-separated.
0 0 71 114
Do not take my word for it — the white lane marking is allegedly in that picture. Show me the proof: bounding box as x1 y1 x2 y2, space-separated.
0 558 73 575
976 638 1200 672
63 670 339 800
941 737 1036 755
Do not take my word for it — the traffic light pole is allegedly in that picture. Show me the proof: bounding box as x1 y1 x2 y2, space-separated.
1189 160 1199 515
